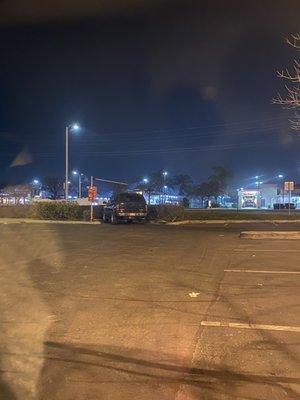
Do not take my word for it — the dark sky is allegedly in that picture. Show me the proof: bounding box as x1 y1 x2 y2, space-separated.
1 0 300 186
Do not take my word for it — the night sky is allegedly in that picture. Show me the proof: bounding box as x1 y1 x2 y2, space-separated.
1 0 300 187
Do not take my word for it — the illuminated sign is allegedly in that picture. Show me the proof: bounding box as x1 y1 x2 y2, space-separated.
240 190 259 208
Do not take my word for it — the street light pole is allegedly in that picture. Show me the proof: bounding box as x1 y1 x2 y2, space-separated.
163 171 168 204
79 174 82 198
65 123 80 200
143 178 150 205
72 171 82 198
65 126 69 200
90 175 94 222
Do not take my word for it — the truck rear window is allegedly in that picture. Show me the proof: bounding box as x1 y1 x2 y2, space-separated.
117 193 145 203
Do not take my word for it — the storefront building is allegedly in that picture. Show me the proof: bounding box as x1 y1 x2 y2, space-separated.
238 183 300 209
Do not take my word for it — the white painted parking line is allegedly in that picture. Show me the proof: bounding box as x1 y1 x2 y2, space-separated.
201 321 300 333
224 269 300 275
234 249 300 252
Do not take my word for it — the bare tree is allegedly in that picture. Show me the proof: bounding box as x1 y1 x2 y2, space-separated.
170 174 194 196
273 34 300 131
42 176 63 200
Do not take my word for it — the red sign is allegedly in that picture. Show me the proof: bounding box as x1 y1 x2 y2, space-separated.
88 186 97 201
284 181 294 191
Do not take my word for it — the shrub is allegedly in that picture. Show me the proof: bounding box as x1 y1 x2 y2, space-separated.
182 197 190 208
0 205 36 219
0 202 104 221
211 202 221 208
34 202 81 220
81 206 103 221
148 204 185 222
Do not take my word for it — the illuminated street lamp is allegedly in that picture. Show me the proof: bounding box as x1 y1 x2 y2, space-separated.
162 171 168 203
31 179 40 197
142 178 151 204
255 181 263 208
72 170 83 198
277 174 284 203
65 123 80 200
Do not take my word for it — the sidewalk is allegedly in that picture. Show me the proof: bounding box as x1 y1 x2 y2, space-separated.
166 219 300 225
240 231 300 239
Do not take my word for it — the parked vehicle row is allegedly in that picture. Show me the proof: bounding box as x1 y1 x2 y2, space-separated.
273 203 296 210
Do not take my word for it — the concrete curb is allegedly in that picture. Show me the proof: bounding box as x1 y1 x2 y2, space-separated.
166 219 300 225
0 218 102 225
240 231 300 239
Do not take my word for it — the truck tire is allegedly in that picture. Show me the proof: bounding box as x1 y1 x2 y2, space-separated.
102 213 108 223
111 213 118 225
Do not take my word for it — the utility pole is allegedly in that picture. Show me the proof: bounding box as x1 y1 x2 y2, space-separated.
90 175 94 222
72 170 83 198
65 123 80 200
65 126 69 200
79 174 82 198
162 171 168 204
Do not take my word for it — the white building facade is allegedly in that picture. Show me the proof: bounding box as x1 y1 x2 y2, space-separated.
238 183 300 209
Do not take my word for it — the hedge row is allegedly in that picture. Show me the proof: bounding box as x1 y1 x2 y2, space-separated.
0 205 34 219
0 203 299 221
149 205 300 221
0 203 103 221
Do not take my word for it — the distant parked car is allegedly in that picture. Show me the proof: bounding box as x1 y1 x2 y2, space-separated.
273 203 296 210
103 192 147 224
284 203 296 209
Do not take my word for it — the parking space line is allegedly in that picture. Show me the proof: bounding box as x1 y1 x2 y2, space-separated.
201 321 300 332
234 249 300 252
224 269 300 274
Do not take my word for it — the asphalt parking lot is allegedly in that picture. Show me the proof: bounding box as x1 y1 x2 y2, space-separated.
0 222 299 399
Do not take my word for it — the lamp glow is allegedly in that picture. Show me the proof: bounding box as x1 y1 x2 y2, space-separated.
72 123 80 131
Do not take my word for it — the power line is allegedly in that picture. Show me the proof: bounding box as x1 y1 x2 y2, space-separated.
85 116 289 138
1 138 279 158
8 115 289 143
19 120 288 148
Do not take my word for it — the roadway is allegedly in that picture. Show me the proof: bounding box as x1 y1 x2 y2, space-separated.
0 222 299 399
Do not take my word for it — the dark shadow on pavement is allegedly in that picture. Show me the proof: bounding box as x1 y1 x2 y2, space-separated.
35 341 300 400
0 377 17 400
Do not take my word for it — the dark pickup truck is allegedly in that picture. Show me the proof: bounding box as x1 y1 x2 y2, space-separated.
103 192 147 224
